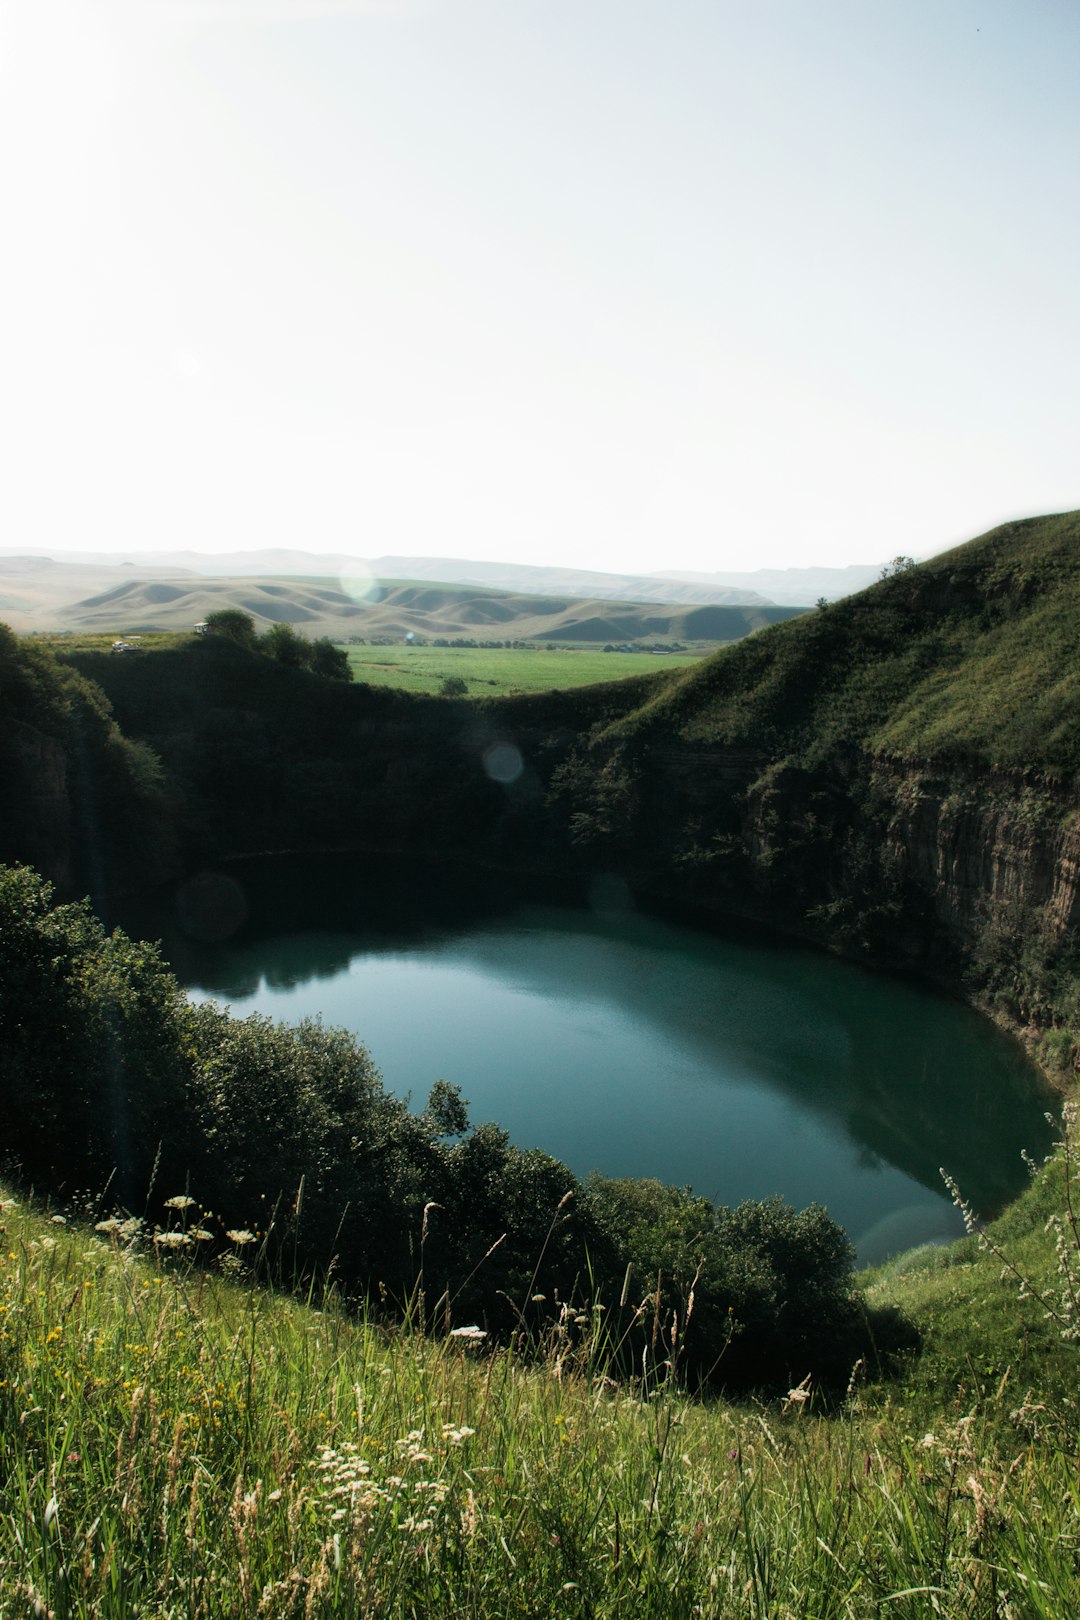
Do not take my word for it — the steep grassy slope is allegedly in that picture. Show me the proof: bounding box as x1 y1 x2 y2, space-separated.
2 1122 1079 1618
537 511 1077 976
603 509 1080 778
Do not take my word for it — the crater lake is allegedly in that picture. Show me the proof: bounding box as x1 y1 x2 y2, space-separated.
119 854 1057 1267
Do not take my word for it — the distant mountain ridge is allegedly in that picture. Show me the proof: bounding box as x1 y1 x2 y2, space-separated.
365 555 774 607
0 548 779 609
0 547 897 633
650 564 884 606
0 557 803 642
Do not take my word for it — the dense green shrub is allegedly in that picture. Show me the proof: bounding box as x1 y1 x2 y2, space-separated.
204 609 258 650
0 863 190 1198
586 1177 861 1388
309 635 351 681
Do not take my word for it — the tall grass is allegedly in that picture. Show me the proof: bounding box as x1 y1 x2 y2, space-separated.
2 1169 1079 1619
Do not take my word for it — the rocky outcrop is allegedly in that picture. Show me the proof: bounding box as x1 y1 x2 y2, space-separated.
625 742 1080 1021
876 763 1080 945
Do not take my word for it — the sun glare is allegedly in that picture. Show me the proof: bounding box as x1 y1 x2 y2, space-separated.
339 562 382 603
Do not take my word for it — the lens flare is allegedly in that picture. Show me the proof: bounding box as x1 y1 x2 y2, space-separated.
483 742 523 785
338 563 382 605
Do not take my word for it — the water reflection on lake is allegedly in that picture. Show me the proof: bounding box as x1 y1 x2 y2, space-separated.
122 856 1056 1266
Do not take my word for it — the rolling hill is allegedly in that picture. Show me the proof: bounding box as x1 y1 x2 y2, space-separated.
603 507 1080 777
0 548 780 613
0 558 803 642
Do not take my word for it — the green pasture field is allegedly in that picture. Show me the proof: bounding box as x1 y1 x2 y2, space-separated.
32 630 194 654
341 642 707 695
28 633 708 695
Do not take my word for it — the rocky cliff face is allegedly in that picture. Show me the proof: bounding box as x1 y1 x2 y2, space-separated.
876 763 1080 946
623 742 1080 1026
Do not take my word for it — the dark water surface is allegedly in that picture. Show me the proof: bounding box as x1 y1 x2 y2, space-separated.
121 856 1056 1267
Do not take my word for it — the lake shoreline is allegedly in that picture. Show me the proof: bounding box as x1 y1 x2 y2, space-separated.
128 848 1056 1271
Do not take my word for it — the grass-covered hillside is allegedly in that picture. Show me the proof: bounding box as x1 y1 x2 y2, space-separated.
1 1105 1078 1618
603 510 1080 780
545 512 1080 1050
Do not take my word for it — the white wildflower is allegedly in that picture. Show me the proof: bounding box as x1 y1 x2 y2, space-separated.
440 1424 475 1445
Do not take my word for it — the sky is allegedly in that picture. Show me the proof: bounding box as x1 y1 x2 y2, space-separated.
1 0 1078 576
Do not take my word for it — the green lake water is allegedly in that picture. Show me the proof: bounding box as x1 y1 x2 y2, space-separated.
126 856 1056 1267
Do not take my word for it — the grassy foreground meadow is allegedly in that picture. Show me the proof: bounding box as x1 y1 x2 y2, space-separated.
2 1109 1078 1620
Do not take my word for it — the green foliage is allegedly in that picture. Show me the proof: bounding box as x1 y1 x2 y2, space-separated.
439 674 469 697
209 616 352 681
425 1078 470 1137
861 1114 1080 1407
260 621 309 667
879 553 918 579
0 621 107 732
309 635 351 681
204 608 258 650
587 1178 864 1388
258 626 351 681
0 865 190 1197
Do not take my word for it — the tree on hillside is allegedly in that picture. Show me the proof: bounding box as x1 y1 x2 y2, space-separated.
261 622 309 668
261 626 352 680
310 637 352 681
879 555 917 580
205 609 257 650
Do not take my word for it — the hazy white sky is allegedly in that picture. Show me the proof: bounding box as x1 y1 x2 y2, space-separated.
1 0 1077 574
